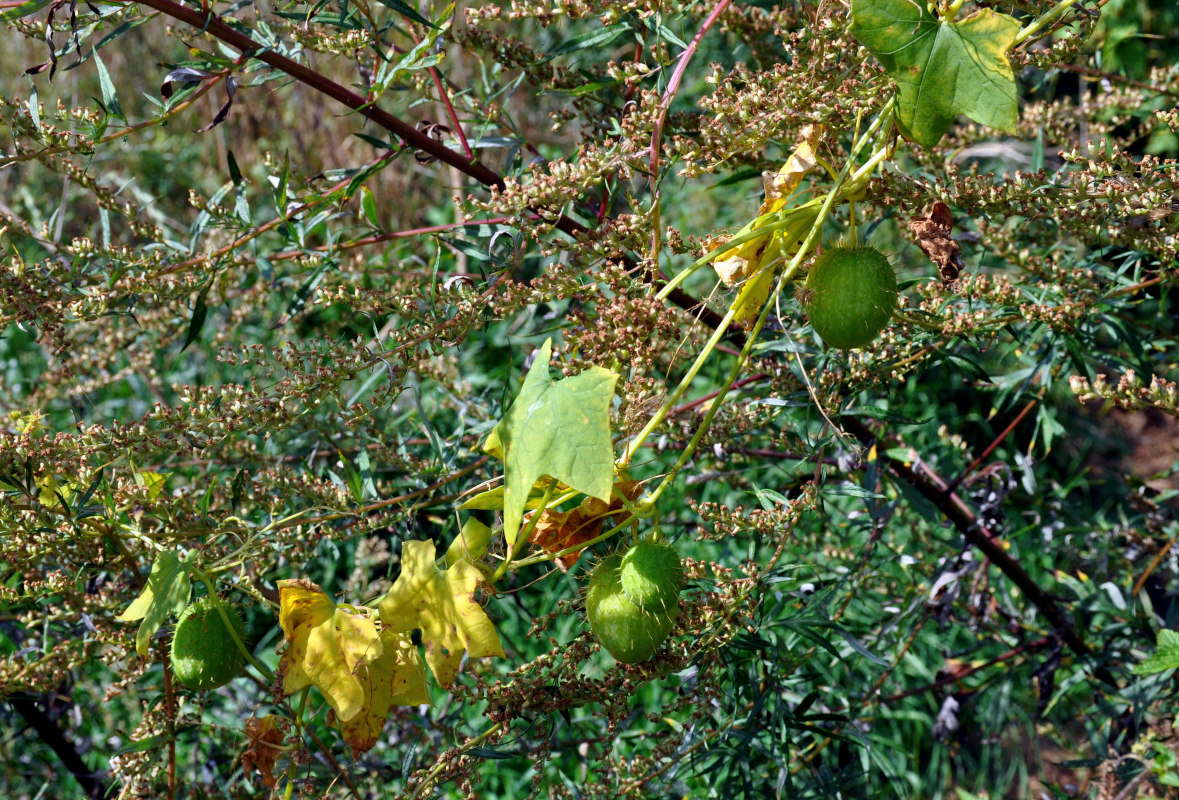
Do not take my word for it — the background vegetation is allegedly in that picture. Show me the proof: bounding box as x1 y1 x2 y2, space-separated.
2 0 1179 797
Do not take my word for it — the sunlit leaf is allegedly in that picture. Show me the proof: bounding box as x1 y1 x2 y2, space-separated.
378 540 505 688
117 550 192 656
444 518 492 567
277 579 428 726
338 630 430 756
1133 629 1179 675
484 339 618 555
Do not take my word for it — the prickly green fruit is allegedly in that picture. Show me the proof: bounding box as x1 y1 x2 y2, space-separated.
586 554 676 664
803 244 897 349
170 597 246 691
619 540 683 613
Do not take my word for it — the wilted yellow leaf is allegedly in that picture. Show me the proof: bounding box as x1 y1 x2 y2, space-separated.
277 579 427 731
761 124 823 216
378 540 505 688
709 125 824 291
338 630 429 757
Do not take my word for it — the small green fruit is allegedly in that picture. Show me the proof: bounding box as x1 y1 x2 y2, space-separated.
803 244 898 349
586 554 675 664
619 540 683 613
170 597 246 691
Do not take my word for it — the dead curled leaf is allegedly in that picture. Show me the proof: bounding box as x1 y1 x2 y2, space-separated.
242 715 287 788
907 201 964 287
528 480 643 570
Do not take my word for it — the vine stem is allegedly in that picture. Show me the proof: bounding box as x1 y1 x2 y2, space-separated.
623 99 895 487
1012 0 1082 46
192 570 276 682
493 481 556 581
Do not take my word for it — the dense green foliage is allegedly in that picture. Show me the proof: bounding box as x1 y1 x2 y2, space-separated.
2 0 1179 798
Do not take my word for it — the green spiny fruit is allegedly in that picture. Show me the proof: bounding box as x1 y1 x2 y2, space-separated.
619 540 683 613
802 244 897 349
586 553 675 664
170 597 246 691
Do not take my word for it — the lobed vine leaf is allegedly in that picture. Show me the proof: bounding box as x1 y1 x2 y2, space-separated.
378 540 505 688
484 338 618 555
337 630 430 756
1133 629 1179 675
116 550 191 656
277 579 428 746
850 0 1020 147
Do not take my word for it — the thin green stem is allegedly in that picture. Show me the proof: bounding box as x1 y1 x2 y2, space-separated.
1013 0 1081 45
625 99 895 483
193 571 276 682
493 482 557 581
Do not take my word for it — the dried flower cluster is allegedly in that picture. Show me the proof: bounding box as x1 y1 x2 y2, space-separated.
1 0 1178 797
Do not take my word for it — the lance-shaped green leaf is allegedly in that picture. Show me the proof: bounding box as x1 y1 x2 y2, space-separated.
850 0 1020 148
117 550 192 656
485 339 618 555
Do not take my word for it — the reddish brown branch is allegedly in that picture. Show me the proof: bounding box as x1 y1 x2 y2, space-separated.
122 0 725 330
944 396 1039 495
883 637 1051 703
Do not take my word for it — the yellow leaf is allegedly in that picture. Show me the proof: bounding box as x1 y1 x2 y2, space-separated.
444 518 492 567
378 540 505 688
760 124 823 216
277 579 427 727
481 427 504 460
338 629 430 757
709 125 823 295
710 233 766 287
35 474 83 509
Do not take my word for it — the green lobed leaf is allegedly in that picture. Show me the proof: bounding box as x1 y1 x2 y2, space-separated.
486 339 618 556
850 0 1020 147
1132 628 1179 675
116 550 192 657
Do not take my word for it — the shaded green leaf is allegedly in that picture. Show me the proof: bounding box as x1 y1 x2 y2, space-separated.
180 279 212 352
116 551 192 657
371 0 437 28
93 53 125 123
0 0 52 22
850 0 1020 147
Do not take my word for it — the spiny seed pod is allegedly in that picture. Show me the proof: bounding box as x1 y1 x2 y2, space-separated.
585 554 676 664
170 597 246 691
802 244 898 349
619 540 683 613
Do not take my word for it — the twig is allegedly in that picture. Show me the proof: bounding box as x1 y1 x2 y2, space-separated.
7 694 105 799
943 395 1040 495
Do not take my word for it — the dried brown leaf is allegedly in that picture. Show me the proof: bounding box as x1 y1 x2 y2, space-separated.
908 201 964 287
